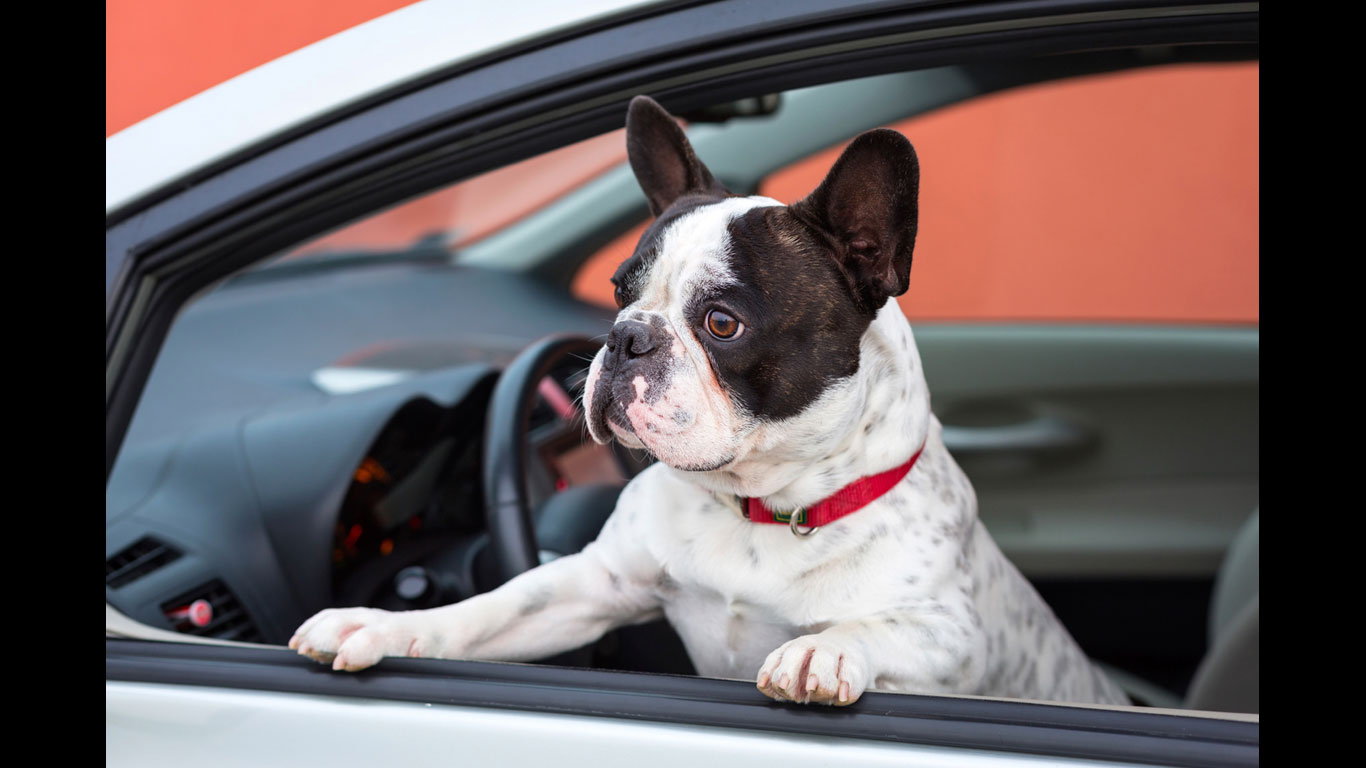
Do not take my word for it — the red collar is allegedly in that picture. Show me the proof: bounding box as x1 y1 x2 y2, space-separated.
740 442 926 529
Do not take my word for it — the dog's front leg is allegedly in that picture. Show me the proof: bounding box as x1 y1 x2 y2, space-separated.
756 604 983 706
290 544 660 672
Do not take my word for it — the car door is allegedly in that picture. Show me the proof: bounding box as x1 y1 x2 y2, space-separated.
108 1 1260 765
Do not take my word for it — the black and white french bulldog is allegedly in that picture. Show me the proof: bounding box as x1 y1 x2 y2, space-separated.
291 95 1128 707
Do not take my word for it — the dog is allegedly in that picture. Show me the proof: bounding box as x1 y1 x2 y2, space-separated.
290 95 1129 707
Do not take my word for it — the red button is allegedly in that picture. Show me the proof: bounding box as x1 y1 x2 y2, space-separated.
188 599 213 628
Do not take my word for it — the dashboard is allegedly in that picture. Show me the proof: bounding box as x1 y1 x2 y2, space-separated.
105 259 626 645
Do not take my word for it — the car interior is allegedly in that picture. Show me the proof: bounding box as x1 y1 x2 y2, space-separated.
106 46 1258 716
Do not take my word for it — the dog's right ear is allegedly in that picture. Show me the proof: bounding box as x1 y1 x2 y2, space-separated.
790 129 920 312
626 95 730 216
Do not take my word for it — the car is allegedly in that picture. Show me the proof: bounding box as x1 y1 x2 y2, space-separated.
106 1 1259 765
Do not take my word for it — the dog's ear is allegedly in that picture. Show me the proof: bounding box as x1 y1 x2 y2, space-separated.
791 129 920 311
626 95 730 216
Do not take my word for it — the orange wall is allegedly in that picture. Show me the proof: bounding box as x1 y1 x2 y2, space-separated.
106 0 417 136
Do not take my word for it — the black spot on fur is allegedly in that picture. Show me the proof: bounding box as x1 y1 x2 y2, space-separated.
681 206 876 419
655 571 678 593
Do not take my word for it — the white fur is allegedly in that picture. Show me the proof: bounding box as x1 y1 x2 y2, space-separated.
291 199 1128 707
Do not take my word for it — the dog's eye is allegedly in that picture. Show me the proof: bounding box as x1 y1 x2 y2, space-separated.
613 283 626 308
705 309 743 340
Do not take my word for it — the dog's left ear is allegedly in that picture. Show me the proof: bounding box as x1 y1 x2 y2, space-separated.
791 129 919 311
626 95 731 217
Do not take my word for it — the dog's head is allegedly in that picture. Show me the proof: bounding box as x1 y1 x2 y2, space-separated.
583 95 920 473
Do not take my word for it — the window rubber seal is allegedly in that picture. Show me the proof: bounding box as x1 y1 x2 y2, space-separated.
107 639 1258 768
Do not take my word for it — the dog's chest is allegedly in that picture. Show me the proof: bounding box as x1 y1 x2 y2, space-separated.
625 467 934 678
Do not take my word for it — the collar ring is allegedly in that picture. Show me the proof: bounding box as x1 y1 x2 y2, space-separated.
789 511 816 537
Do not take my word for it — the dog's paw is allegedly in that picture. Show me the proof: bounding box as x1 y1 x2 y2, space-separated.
288 607 430 672
756 635 869 706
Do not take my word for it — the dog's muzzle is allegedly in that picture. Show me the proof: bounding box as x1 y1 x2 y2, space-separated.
588 318 672 442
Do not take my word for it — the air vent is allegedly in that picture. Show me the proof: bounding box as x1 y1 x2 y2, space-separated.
105 536 182 589
160 580 264 643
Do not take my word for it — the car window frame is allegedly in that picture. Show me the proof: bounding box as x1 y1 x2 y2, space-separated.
107 639 1259 767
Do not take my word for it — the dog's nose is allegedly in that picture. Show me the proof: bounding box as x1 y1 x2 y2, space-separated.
606 320 658 361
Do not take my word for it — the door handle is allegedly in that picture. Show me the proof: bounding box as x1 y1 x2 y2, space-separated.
941 415 1093 456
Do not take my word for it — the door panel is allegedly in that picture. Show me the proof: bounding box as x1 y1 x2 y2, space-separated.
917 324 1257 579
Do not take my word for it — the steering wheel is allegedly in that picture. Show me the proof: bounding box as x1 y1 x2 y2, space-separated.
481 334 605 587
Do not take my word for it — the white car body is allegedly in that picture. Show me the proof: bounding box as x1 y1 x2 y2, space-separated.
106 0 657 214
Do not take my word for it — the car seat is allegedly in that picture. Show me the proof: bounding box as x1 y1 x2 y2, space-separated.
1184 508 1259 713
